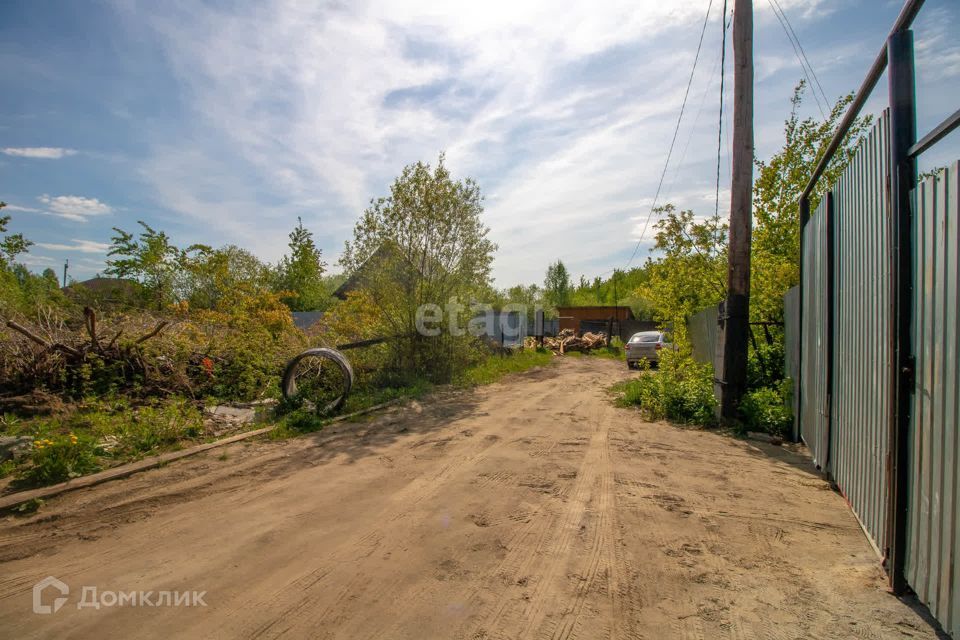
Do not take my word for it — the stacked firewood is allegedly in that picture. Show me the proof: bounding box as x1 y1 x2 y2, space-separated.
524 329 608 355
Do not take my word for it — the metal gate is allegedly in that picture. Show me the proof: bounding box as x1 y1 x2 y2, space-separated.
794 2 960 633
906 161 960 634
830 112 892 556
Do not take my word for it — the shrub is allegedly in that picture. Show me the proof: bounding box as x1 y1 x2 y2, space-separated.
740 381 793 437
616 349 716 425
747 338 785 390
109 399 203 457
18 433 101 486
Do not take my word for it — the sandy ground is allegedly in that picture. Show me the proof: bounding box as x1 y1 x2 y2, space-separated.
0 357 941 639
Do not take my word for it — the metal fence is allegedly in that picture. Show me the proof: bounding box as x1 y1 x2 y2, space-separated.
783 286 800 441
800 194 831 471
793 0 960 633
688 305 718 366
906 161 960 634
830 112 893 557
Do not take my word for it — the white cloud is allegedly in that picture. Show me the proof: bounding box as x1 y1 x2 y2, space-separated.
1 147 77 159
35 239 111 253
2 203 42 213
37 194 113 222
122 0 867 285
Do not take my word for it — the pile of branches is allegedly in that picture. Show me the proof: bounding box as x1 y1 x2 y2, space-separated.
525 329 608 355
2 306 175 398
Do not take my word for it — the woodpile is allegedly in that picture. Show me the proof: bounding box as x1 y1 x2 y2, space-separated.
524 329 608 355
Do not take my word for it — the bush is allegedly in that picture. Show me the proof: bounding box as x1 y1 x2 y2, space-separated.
747 338 785 390
108 399 203 457
18 433 101 486
616 349 716 425
740 381 793 437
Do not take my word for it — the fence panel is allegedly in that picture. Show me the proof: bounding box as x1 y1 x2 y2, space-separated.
800 196 830 469
830 112 892 556
783 286 800 441
688 305 719 367
906 160 960 637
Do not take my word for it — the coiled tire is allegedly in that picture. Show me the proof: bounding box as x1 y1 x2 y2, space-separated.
281 347 355 415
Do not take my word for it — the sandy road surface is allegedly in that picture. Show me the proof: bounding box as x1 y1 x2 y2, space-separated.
0 357 939 639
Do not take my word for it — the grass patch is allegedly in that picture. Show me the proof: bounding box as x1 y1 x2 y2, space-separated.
2 397 207 490
456 348 554 386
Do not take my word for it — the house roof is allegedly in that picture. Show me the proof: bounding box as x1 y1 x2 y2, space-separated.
332 242 425 300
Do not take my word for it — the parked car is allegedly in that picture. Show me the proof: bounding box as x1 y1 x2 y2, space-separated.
624 331 672 369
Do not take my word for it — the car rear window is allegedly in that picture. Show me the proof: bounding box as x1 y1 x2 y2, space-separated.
633 334 660 343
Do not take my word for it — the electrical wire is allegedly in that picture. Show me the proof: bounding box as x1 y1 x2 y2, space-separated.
715 1 729 221
771 0 829 108
624 0 715 269
767 0 828 118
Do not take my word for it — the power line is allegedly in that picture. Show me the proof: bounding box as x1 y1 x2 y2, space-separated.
771 0 829 108
767 0 828 118
662 32 723 205
625 0 715 269
715 1 730 221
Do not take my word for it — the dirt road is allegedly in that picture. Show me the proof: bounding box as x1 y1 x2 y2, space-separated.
0 358 938 639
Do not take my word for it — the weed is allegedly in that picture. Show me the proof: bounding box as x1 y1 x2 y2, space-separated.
456 348 553 386
17 433 101 486
614 349 716 426
740 381 793 437
0 459 16 478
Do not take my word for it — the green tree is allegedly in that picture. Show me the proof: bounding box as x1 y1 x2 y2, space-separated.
543 259 572 308
0 202 33 269
184 244 273 310
276 217 327 311
106 221 210 309
644 205 728 333
341 153 497 380
751 81 872 323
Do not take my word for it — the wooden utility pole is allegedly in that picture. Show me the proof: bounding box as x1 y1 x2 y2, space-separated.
718 0 753 421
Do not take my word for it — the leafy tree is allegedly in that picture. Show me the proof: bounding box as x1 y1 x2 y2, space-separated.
185 244 273 310
644 205 728 332
543 259 572 308
276 217 327 311
0 202 33 269
340 153 496 380
106 221 210 309
751 81 872 323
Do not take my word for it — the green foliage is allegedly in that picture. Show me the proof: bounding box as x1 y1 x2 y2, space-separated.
184 244 274 311
106 220 211 310
752 81 872 324
0 202 34 269
276 218 328 311
747 334 786 390
340 153 497 382
457 348 553 386
0 459 16 478
645 205 727 330
105 399 203 458
18 432 101 486
615 349 716 425
740 382 793 437
543 260 572 308
588 336 625 360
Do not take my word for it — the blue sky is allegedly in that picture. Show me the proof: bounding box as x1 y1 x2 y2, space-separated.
2 0 958 287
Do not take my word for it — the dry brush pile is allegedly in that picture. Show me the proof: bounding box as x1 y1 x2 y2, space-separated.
1 297 308 409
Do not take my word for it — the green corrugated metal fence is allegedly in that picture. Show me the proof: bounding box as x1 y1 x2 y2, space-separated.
800 194 830 470
906 161 960 636
830 111 892 556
